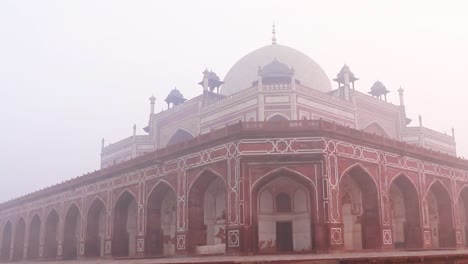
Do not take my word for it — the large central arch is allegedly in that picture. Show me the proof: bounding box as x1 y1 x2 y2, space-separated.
112 190 138 258
389 175 422 248
252 168 316 254
427 181 455 248
188 170 227 255
85 198 106 258
340 165 381 250
146 181 177 257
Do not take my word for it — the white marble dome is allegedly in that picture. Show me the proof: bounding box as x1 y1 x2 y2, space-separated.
221 44 332 95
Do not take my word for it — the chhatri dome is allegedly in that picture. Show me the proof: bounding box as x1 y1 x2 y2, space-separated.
221 25 332 95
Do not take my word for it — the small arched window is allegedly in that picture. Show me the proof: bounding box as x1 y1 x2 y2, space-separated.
275 192 292 213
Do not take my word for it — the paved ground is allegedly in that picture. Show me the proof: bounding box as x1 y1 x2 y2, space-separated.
13 249 468 264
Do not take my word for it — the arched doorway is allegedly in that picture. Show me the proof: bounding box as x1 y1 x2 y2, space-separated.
340 166 381 250
62 204 81 260
0 221 12 261
146 182 177 257
188 171 227 255
458 187 468 247
112 191 138 258
85 198 106 257
27 214 41 260
252 171 315 253
44 209 59 259
13 218 26 261
427 181 455 248
389 175 422 248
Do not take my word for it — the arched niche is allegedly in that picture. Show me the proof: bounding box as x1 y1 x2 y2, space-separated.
166 129 194 146
254 172 314 254
112 190 138 257
363 122 389 138
389 175 422 248
63 204 81 260
188 170 227 255
267 114 289 122
27 214 41 260
0 221 12 261
13 217 26 261
146 182 177 257
340 165 380 250
44 209 59 259
85 198 106 258
427 181 455 248
458 186 468 247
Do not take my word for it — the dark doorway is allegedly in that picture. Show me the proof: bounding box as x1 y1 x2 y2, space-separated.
276 222 293 252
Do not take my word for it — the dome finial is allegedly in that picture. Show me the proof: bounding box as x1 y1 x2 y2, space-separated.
272 22 277 45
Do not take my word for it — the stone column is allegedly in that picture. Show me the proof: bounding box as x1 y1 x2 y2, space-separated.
175 169 188 256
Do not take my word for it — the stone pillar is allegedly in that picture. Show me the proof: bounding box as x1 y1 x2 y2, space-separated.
175 169 188 256
104 190 113 258
135 181 146 258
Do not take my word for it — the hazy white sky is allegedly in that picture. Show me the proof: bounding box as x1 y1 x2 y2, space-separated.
1 0 467 202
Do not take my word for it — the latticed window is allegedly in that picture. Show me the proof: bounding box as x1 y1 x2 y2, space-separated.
275 192 292 213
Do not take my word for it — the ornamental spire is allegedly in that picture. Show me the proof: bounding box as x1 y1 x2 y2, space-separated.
272 22 277 45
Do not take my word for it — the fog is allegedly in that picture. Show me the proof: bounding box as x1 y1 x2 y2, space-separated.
1 0 467 202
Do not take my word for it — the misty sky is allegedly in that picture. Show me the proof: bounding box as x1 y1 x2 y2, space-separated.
1 0 468 202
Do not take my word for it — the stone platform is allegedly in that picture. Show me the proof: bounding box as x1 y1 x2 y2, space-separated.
12 250 468 264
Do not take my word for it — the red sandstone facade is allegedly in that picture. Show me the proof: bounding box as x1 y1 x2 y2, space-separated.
1 120 468 261
1 35 466 262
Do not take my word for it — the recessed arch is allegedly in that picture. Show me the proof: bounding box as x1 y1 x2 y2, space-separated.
167 129 194 146
62 203 81 260
389 174 423 248
363 122 390 138
267 113 289 122
188 169 227 254
0 221 12 261
340 163 378 188
44 209 59 259
427 180 455 248
27 214 41 260
146 181 177 256
340 165 381 250
13 217 26 261
85 198 106 257
112 190 138 257
458 186 468 247
252 168 316 253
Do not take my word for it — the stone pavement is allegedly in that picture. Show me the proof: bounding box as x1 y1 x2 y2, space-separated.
13 250 468 264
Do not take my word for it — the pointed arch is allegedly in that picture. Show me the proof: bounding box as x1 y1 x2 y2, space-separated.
63 203 81 260
0 221 12 261
427 180 455 248
44 209 59 259
457 186 468 247
252 167 317 253
363 122 390 138
146 181 177 256
267 113 289 122
340 164 381 250
85 198 106 257
389 174 423 248
13 217 26 261
166 129 194 146
188 169 227 254
112 190 138 257
27 214 41 260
